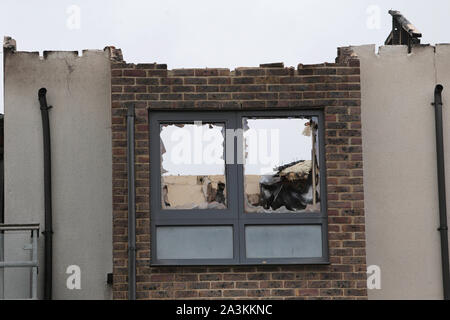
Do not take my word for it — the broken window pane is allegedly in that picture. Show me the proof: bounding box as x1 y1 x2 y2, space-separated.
160 122 227 210
243 117 320 213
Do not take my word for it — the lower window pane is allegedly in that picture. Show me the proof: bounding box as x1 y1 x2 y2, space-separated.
245 225 322 259
156 226 233 260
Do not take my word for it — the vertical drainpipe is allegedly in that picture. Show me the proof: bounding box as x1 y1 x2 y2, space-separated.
0 118 4 299
432 84 450 300
127 104 136 300
38 88 53 300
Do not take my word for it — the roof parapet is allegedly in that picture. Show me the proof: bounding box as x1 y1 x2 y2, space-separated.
104 46 123 62
3 37 110 60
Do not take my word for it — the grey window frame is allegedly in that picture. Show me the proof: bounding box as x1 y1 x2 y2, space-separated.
149 110 329 266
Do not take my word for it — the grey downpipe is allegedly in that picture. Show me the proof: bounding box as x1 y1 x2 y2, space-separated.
432 84 450 300
127 104 136 300
38 88 53 300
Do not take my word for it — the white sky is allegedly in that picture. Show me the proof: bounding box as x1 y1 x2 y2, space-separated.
1 0 450 113
244 118 312 175
161 123 226 176
160 119 312 175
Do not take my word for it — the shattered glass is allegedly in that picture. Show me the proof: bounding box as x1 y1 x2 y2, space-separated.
160 122 227 210
243 117 320 213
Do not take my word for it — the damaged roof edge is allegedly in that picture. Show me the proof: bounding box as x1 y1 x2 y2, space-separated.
4 36 359 73
350 42 450 58
3 36 112 59
3 36 16 52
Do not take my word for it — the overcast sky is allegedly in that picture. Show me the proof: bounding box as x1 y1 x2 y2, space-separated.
1 0 450 112
160 118 313 175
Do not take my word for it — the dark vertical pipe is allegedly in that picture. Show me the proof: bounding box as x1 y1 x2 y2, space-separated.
38 88 53 300
433 84 450 300
127 104 136 300
0 117 3 300
0 115 4 224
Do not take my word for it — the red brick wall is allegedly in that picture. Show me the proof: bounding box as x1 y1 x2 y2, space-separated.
110 48 367 300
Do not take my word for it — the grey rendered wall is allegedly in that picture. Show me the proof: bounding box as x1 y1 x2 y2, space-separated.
3 45 112 299
353 44 450 299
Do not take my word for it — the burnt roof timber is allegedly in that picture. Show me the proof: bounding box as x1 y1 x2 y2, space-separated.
388 10 422 38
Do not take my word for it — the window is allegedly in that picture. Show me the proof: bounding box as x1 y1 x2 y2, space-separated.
149 111 328 265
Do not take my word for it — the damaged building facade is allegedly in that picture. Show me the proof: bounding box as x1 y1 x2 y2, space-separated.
115 53 365 299
1 12 450 300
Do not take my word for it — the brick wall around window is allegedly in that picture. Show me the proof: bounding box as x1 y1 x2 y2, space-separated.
109 47 367 300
